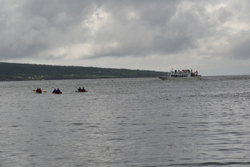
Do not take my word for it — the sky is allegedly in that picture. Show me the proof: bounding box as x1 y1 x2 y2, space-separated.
1 0 250 76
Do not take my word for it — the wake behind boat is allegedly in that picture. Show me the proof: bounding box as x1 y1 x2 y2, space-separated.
159 69 201 80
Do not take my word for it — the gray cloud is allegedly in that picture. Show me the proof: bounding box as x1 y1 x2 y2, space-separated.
1 0 250 75
231 33 250 59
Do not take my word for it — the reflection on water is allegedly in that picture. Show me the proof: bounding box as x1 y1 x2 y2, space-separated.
1 76 250 166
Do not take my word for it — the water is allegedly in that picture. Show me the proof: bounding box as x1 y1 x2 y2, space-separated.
1 76 250 166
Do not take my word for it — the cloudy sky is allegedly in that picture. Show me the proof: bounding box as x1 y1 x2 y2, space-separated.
1 0 250 76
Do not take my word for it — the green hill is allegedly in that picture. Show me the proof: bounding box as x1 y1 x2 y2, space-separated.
0 62 166 81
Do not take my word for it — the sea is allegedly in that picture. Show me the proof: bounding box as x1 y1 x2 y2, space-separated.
1 76 250 167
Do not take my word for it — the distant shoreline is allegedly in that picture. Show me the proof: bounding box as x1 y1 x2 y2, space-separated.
0 76 24 81
0 62 166 81
0 75 157 82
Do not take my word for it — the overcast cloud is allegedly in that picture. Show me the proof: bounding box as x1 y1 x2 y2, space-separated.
1 0 250 75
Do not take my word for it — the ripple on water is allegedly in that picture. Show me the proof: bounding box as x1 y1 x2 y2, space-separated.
70 123 84 126
1 77 250 166
170 161 250 166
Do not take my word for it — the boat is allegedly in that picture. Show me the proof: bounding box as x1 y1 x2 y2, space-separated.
76 90 88 92
52 88 62 94
159 68 201 80
33 88 47 93
36 88 42 93
76 87 87 92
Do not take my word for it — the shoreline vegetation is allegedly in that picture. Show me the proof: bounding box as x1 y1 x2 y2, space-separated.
0 62 166 81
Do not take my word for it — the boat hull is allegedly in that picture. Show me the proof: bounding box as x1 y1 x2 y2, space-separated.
52 92 62 94
159 76 201 80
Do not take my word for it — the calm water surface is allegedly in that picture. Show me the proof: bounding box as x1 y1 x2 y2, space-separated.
1 76 250 166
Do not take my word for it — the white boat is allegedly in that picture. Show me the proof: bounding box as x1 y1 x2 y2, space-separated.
159 69 201 80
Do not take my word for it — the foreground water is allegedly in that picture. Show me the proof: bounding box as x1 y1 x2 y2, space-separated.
1 76 250 166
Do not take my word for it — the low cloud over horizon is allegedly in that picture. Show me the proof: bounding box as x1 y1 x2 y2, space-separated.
1 0 250 75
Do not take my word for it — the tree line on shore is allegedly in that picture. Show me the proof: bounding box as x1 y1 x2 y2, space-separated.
0 62 166 81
